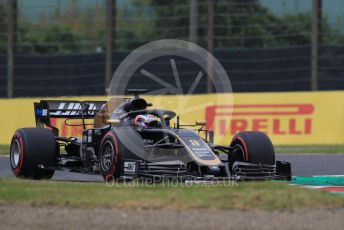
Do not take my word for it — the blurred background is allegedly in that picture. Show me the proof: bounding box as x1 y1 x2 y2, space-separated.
0 0 343 97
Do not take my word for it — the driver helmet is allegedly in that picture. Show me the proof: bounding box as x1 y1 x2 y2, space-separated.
133 114 160 128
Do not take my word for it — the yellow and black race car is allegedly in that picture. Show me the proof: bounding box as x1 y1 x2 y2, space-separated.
9 92 291 182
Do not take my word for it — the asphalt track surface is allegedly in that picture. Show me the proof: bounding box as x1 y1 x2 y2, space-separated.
0 154 343 181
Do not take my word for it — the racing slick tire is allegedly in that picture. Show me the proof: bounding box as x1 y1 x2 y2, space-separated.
230 131 275 165
10 128 56 179
99 130 121 182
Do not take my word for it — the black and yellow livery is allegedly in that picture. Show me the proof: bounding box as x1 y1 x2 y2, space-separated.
10 92 291 181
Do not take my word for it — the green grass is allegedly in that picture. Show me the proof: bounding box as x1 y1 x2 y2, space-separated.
0 179 343 211
0 145 9 155
275 145 344 154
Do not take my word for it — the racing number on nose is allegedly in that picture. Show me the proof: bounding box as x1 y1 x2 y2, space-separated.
189 139 200 146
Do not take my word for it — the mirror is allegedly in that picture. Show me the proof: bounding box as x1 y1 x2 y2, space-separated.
195 120 206 126
106 119 121 125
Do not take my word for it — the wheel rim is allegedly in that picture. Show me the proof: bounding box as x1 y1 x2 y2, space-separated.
10 139 21 168
101 141 114 171
232 143 245 162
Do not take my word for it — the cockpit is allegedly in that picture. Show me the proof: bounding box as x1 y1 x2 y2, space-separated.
94 95 176 129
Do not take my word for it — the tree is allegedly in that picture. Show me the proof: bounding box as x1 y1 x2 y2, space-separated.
149 0 344 49
4 0 344 54
17 24 82 55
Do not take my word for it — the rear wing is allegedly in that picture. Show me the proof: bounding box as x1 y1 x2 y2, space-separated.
34 100 107 135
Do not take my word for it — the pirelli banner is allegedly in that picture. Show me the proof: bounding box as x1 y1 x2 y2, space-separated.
0 91 343 145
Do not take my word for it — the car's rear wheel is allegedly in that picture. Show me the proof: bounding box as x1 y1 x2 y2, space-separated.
99 130 121 181
230 131 275 165
10 128 57 179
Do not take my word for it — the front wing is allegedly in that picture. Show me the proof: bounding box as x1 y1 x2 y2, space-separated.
119 160 292 181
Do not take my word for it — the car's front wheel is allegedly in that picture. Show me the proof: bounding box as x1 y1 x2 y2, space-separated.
230 131 275 165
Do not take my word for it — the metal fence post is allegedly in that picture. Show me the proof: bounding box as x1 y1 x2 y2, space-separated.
7 0 17 98
311 0 321 91
189 0 198 44
105 0 116 94
207 0 214 94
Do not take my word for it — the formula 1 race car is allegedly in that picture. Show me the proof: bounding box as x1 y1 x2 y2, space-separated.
10 92 291 181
